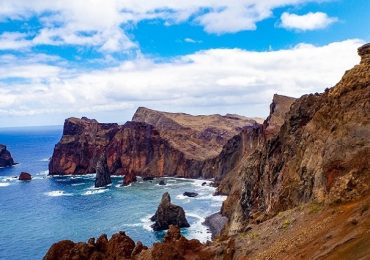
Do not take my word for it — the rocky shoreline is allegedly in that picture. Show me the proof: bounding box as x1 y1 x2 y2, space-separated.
203 212 228 239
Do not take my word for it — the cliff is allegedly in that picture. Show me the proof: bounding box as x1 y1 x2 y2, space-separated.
49 111 260 184
0 144 15 167
221 43 370 235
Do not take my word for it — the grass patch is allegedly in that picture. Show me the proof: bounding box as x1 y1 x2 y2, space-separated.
308 202 323 214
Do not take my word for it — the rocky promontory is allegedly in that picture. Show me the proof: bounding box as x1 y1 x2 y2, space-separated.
0 144 15 167
49 110 261 185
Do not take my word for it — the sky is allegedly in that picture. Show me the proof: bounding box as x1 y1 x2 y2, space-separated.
0 0 369 127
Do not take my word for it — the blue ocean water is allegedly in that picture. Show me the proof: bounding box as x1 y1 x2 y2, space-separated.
0 126 225 260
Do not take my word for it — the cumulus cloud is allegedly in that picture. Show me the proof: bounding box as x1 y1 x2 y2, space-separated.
0 0 325 53
280 12 338 31
0 39 363 126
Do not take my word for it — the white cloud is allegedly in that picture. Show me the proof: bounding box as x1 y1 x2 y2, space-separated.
0 39 363 126
280 12 338 31
0 0 325 53
184 38 202 44
0 32 32 50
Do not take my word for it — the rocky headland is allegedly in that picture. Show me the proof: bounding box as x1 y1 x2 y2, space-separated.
49 109 261 185
45 43 370 259
0 144 15 167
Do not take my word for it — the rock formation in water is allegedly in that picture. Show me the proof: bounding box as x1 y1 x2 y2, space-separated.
94 154 112 188
49 110 260 185
151 192 190 231
18 172 32 181
183 192 198 197
0 144 15 167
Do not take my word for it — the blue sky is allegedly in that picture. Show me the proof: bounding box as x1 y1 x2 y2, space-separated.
0 0 368 127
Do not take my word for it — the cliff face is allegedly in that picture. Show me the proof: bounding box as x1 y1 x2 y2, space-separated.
49 117 119 174
132 107 258 160
223 43 370 234
49 111 259 183
0 144 15 167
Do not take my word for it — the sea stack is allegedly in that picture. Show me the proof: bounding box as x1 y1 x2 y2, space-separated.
0 144 15 167
151 192 190 231
94 154 112 188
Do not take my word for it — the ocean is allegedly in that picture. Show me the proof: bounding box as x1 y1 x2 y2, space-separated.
0 126 225 260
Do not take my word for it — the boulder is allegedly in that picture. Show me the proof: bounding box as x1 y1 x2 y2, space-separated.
143 176 154 181
151 192 190 231
158 180 166 185
94 154 112 188
19 172 32 181
0 144 15 167
183 192 199 197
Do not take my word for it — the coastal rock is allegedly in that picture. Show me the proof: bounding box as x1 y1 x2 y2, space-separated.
49 109 261 185
151 192 190 231
18 172 32 181
43 231 135 260
94 154 111 188
203 212 228 239
183 192 198 197
222 43 370 235
142 176 154 181
158 180 166 185
0 144 15 167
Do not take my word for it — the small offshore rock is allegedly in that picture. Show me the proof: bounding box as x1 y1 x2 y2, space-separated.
158 180 166 185
19 172 32 181
183 191 199 197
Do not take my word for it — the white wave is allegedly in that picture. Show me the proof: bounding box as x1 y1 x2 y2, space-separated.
0 183 10 187
115 183 130 188
140 214 154 231
184 211 211 242
123 223 141 227
196 194 227 202
44 190 73 197
71 183 85 186
37 170 49 176
82 189 107 196
40 158 50 162
175 194 191 203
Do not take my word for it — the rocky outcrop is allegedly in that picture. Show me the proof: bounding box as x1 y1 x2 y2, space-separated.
49 110 260 185
94 154 111 188
44 226 220 260
151 192 190 231
19 172 32 181
183 192 198 197
222 43 370 235
43 231 137 260
203 212 228 239
49 117 119 175
0 144 15 167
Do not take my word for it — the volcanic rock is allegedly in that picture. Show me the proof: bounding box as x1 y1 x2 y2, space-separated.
142 176 154 181
0 144 15 167
183 192 198 197
43 231 135 260
158 180 166 185
151 192 190 231
18 172 32 181
94 154 111 188
221 43 370 235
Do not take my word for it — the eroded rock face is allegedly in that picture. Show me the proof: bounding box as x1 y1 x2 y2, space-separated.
43 231 136 260
44 226 219 260
49 110 259 185
0 144 15 167
94 154 111 188
224 43 370 234
49 117 119 175
151 192 190 231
